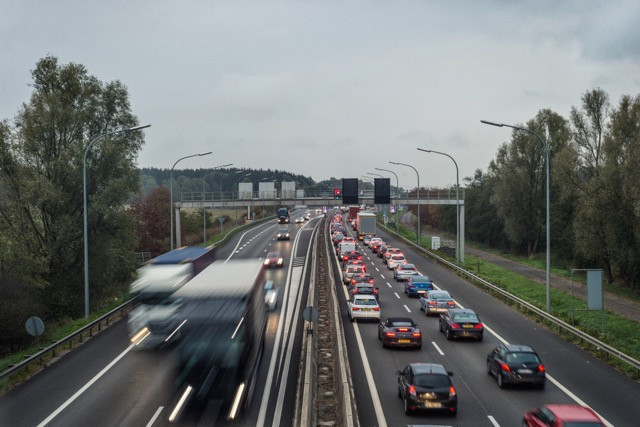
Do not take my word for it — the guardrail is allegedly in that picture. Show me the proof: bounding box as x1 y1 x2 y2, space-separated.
0 298 135 383
377 222 640 379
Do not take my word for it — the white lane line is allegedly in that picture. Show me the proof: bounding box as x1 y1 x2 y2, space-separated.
386 283 392 288
264 249 268 252
380 274 385 279
403 304 411 313
431 341 445 356
375 267 380 272
37 343 136 426
488 415 500 427
394 292 400 299
235 250 240 254
146 407 164 427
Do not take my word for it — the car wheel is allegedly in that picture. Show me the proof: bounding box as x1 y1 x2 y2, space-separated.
522 420 528 427
398 387 402 398
537 381 546 390
403 397 412 415
445 328 452 340
419 305 424 311
378 331 381 340
439 321 444 333
497 372 505 388
382 342 387 349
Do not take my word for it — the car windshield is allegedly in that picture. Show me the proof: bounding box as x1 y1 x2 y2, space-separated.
505 352 540 364
452 313 479 322
279 229 288 233
391 255 404 260
347 267 363 273
391 321 413 327
413 374 450 388
413 282 431 289
354 298 378 305
430 292 450 300
267 252 280 258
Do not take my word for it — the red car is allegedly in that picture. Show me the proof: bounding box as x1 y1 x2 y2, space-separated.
263 251 284 268
523 404 604 426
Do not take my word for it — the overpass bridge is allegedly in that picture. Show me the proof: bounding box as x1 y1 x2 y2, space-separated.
176 189 465 258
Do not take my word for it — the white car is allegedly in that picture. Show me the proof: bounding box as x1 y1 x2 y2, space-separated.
264 280 279 310
294 217 304 224
348 295 380 322
387 254 407 270
394 263 419 281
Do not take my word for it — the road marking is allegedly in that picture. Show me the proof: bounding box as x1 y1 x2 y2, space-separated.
431 341 445 356
403 304 411 312
264 249 268 252
386 282 392 288
37 343 137 426
146 407 164 427
375 267 380 272
380 274 385 279
488 415 500 427
394 292 400 299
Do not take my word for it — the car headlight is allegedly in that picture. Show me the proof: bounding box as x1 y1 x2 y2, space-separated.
264 260 270 266
277 258 283 264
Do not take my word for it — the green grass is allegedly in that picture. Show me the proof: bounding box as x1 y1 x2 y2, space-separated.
379 221 640 377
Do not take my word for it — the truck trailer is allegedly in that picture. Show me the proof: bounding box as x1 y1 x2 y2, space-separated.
348 206 360 221
356 212 376 240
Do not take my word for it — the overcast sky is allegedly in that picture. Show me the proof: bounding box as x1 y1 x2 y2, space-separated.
2 0 639 188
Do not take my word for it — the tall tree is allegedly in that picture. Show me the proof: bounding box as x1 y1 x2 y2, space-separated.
0 56 145 317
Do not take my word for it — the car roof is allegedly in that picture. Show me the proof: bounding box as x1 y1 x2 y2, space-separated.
447 308 476 315
544 405 602 421
502 344 535 353
400 264 415 268
387 317 415 324
267 251 281 257
410 363 448 375
409 275 431 282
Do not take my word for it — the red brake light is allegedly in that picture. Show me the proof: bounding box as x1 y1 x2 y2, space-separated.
373 307 380 311
428 301 437 306
450 323 461 329
447 301 455 306
500 363 510 372
408 385 416 396
412 332 421 337
385 332 396 337
397 328 409 332
474 323 483 329
449 386 456 398
538 365 545 373
352 307 360 311
343 256 348 260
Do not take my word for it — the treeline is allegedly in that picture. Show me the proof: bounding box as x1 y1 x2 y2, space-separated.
430 88 640 291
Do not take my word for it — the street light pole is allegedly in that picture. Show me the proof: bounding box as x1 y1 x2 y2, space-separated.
390 161 421 246
170 151 212 250
417 148 460 263
481 119 551 313
203 163 233 243
375 167 400 230
83 124 150 318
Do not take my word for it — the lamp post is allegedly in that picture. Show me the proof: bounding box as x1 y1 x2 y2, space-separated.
170 151 212 250
83 124 150 318
203 163 233 243
220 171 251 200
390 161 421 245
481 119 551 313
417 148 461 263
375 167 400 230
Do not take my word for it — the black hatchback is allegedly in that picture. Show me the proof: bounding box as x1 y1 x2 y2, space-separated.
487 344 546 389
439 308 483 341
396 363 457 415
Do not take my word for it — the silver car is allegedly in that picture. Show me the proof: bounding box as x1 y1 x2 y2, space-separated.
419 290 456 315
394 263 419 281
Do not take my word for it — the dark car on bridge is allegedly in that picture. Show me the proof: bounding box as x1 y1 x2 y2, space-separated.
487 344 546 389
439 308 483 341
396 363 457 415
378 317 422 349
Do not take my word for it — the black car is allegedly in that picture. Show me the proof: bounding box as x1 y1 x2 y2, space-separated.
487 344 546 389
378 317 421 348
396 363 457 415
276 227 290 240
439 308 483 341
377 244 390 258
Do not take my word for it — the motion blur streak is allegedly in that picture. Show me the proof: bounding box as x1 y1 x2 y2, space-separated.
228 382 245 420
168 386 192 422
164 319 187 342
231 317 245 340
130 327 150 344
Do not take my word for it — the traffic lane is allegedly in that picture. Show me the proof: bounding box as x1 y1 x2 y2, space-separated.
0 320 132 426
333 240 496 426
214 218 281 260
374 227 634 426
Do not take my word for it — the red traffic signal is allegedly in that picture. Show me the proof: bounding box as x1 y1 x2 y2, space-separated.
334 188 341 199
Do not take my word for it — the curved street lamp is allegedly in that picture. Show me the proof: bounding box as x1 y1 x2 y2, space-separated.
83 124 150 318
390 161 421 245
417 148 460 264
170 151 212 250
481 119 551 313
203 163 233 243
375 167 400 230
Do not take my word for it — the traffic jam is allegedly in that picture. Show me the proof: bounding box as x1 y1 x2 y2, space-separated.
328 208 606 425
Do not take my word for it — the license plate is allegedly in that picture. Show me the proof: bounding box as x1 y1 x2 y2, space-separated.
463 324 473 328
417 290 426 294
397 339 410 343
519 369 533 374
424 402 442 408
362 308 370 311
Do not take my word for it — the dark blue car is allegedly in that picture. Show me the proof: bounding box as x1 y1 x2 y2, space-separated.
404 276 434 297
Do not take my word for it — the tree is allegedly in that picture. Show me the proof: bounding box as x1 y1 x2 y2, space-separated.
0 56 144 317
130 186 171 256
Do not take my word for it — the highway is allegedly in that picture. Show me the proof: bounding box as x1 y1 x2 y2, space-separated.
330 213 639 427
0 209 321 427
